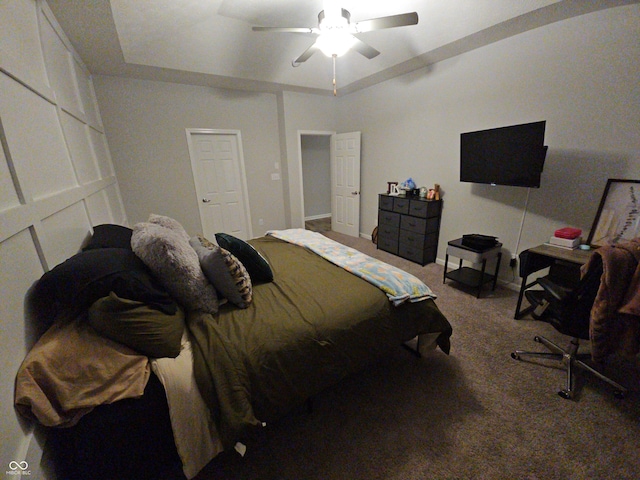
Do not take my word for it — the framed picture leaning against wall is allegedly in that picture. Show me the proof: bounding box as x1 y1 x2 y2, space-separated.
587 179 640 247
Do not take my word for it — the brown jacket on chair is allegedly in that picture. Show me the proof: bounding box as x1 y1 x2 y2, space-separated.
586 237 640 362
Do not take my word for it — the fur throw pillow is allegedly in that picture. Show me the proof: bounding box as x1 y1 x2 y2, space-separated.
131 222 218 313
148 214 191 243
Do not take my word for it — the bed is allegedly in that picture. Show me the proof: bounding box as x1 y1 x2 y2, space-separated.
14 216 452 479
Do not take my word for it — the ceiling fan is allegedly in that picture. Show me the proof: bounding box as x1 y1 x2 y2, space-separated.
252 2 418 94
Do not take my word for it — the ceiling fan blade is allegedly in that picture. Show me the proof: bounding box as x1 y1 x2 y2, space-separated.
353 12 418 33
350 37 380 59
252 26 315 33
293 43 319 65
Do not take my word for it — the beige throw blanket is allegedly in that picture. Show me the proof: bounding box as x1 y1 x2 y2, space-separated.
15 320 150 427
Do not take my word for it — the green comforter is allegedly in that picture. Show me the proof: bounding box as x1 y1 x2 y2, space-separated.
187 236 452 448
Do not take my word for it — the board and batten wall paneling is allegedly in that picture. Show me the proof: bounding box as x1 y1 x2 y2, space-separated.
0 1 126 476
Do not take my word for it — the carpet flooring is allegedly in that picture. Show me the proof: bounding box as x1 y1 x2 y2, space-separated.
305 217 331 233
196 231 640 480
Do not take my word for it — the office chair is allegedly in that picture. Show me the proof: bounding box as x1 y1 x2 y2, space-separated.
511 255 628 399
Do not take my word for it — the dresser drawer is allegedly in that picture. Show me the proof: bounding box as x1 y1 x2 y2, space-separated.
392 197 410 214
378 210 400 228
398 244 436 264
378 195 394 211
400 230 425 248
409 199 441 218
400 215 426 234
378 234 399 255
378 224 399 240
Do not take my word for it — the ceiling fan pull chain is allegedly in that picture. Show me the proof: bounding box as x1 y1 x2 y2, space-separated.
332 54 337 96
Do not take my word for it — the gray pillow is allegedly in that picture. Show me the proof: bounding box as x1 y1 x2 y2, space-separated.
190 235 252 308
131 222 219 313
148 214 190 243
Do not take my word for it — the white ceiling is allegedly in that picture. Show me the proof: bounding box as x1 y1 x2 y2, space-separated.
46 0 636 96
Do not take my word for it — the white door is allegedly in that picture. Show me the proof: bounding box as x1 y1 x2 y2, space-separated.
186 129 252 240
331 132 361 237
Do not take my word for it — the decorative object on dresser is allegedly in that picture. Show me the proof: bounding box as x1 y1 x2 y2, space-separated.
426 183 441 200
377 193 442 265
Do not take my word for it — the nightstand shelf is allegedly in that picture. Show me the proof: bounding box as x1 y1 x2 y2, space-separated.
444 266 497 288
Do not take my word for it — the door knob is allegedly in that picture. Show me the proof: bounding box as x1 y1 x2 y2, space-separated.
351 191 360 195
202 198 211 203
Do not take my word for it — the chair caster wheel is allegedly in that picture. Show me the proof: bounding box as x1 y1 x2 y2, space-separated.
533 336 542 343
614 390 626 399
558 389 572 399
511 352 520 360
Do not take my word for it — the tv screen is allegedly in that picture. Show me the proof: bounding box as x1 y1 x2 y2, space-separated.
460 121 548 188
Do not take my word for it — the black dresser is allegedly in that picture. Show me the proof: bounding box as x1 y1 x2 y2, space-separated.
377 194 442 265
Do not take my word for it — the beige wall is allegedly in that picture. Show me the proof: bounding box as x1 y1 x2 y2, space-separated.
92 80 339 236
336 4 640 282
93 76 288 237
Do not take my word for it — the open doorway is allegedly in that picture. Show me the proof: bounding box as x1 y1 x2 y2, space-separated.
297 130 361 236
300 132 332 232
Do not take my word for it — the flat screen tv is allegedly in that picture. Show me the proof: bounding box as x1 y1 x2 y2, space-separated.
460 121 548 188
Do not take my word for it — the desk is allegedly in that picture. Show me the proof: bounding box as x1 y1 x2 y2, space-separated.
514 244 593 319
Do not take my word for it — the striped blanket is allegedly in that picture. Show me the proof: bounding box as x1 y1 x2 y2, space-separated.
266 229 436 306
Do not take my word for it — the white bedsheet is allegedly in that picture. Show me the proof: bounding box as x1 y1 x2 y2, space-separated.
151 332 223 479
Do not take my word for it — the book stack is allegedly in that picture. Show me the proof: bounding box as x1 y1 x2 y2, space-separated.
547 227 582 249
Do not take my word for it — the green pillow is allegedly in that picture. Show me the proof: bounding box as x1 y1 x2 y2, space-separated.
88 292 185 358
215 233 273 283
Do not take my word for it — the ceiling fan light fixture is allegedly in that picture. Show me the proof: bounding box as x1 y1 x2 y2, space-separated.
253 4 418 92
315 7 353 56
318 8 350 29
315 30 354 57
